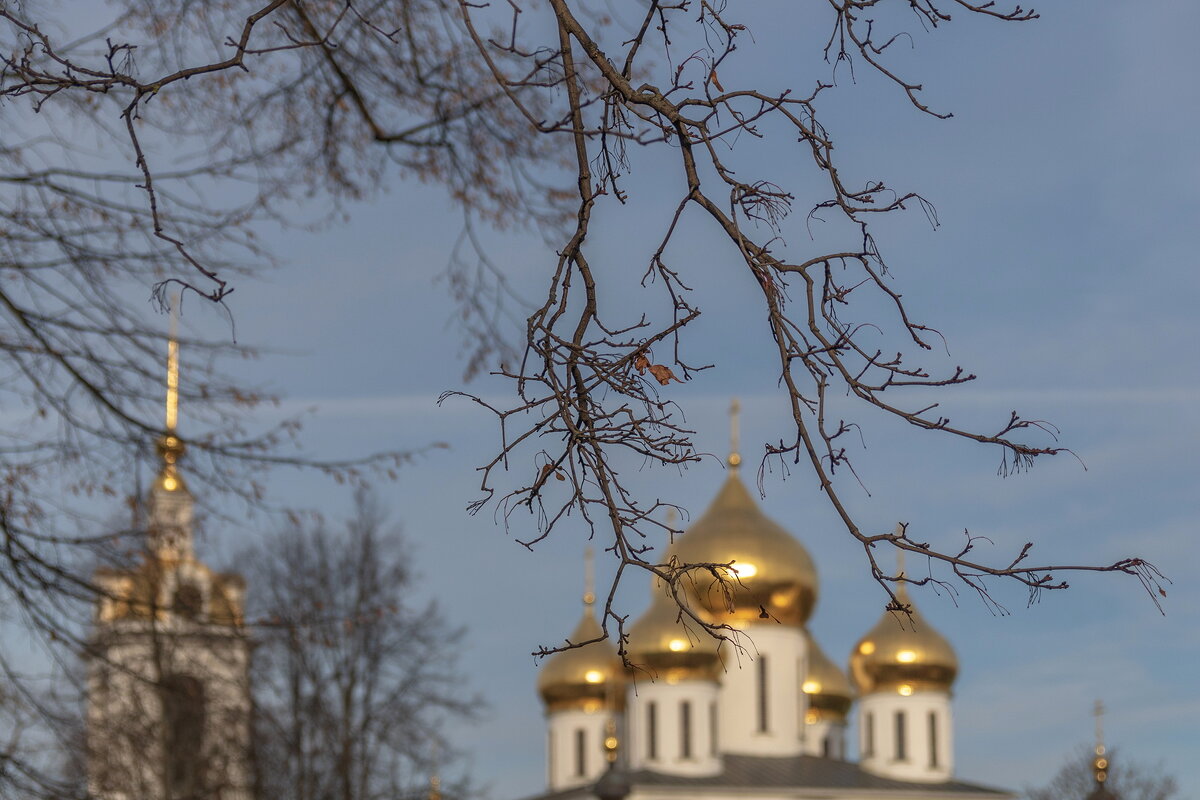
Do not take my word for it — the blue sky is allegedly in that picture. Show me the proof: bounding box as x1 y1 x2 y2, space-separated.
152 3 1199 798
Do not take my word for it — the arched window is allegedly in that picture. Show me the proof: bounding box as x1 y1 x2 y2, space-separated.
647 702 658 760
894 710 907 761
864 711 875 757
172 582 202 620
797 656 806 737
756 656 769 733
680 701 692 759
710 701 718 755
574 728 586 777
928 711 939 768
162 675 206 799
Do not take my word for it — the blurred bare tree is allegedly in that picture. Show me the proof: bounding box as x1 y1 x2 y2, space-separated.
1 1 544 792
1026 747 1179 800
247 492 475 800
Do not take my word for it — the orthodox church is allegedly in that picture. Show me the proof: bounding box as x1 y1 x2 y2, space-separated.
77 317 1011 800
529 408 1010 800
86 316 254 800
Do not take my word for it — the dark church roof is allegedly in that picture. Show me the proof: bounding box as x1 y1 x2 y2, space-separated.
520 754 1012 800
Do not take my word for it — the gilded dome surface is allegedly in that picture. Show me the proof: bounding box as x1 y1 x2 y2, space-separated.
626 574 720 683
673 472 818 627
537 609 624 713
802 631 854 722
849 587 958 695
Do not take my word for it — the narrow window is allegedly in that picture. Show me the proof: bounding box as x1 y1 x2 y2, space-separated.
895 711 907 761
710 701 718 755
929 711 939 768
575 728 586 776
680 701 693 759
162 675 206 799
797 657 806 737
756 655 769 733
647 702 658 760
822 735 832 758
864 711 875 757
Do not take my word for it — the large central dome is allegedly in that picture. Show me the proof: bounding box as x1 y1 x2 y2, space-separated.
673 470 818 627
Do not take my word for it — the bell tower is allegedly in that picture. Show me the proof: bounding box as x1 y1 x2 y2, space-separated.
86 299 254 800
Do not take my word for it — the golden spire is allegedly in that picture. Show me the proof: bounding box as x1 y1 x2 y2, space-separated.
165 293 179 432
727 397 742 470
1093 700 1109 785
155 294 186 491
427 741 442 800
896 529 909 599
583 546 596 608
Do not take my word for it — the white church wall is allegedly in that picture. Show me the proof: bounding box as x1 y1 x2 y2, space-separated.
546 707 617 791
716 625 807 757
626 679 721 777
857 689 953 783
87 622 253 800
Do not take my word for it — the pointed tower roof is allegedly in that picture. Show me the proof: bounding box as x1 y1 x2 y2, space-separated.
93 298 243 627
154 294 188 495
144 294 196 565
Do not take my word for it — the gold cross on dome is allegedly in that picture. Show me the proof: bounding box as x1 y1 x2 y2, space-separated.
728 397 742 469
583 546 595 608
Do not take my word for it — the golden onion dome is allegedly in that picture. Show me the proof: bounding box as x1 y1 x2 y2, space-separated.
537 608 624 713
801 631 854 723
673 470 818 627
849 586 958 696
625 572 720 684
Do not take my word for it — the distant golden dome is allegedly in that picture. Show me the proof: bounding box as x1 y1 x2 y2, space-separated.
802 631 854 723
537 609 624 713
626 574 720 684
154 434 189 493
673 472 818 627
849 587 957 695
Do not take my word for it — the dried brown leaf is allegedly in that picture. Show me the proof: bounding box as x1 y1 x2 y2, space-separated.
647 364 680 386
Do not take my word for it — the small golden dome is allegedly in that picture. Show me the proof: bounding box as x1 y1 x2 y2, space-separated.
537 609 624 713
849 586 957 695
626 574 720 684
154 434 189 492
802 631 854 723
673 472 818 627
